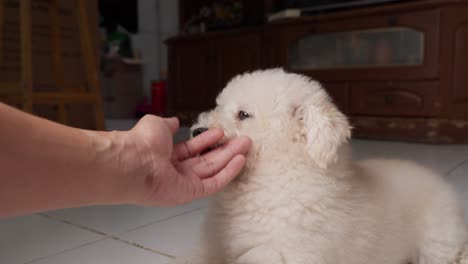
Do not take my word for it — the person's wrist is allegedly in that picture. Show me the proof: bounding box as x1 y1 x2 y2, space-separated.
107 130 158 205
88 130 149 205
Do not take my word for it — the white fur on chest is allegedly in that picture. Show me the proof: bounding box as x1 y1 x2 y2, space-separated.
203 161 416 264
208 164 368 263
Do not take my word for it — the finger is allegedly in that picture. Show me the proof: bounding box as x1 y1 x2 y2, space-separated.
173 128 224 160
188 136 251 179
199 155 246 197
163 117 179 134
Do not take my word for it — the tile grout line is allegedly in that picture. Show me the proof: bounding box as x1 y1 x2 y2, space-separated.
107 236 175 259
23 237 109 264
38 213 107 235
108 206 210 258
37 213 176 260
444 159 468 177
118 206 208 234
36 207 209 261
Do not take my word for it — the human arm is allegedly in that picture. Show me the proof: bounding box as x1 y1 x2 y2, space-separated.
0 103 251 217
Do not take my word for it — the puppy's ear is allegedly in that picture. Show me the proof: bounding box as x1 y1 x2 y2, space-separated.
296 88 351 169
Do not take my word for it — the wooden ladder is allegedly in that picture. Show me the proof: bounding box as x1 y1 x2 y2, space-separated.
0 0 105 130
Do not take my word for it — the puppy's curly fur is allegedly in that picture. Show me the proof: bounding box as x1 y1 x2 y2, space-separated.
177 69 468 264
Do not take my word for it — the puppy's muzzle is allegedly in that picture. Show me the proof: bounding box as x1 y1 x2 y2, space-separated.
192 127 208 137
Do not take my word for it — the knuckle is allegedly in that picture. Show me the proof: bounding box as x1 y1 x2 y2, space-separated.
141 114 153 121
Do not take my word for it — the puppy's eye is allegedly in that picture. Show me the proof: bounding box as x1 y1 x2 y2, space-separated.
237 110 252 121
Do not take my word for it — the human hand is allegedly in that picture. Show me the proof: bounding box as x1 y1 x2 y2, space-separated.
120 115 251 206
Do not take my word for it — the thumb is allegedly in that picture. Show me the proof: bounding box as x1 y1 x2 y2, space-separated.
163 117 179 134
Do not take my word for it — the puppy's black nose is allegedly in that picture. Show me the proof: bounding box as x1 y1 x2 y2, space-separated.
192 127 208 137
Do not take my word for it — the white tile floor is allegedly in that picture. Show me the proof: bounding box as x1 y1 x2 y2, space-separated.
1 120 467 264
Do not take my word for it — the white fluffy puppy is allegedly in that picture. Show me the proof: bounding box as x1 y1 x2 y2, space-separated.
180 69 468 264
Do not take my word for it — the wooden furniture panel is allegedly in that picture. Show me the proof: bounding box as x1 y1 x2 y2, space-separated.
452 25 468 106
33 103 60 122
0 0 21 87
59 0 87 92
0 0 104 130
217 34 261 90
440 6 468 119
1 97 22 108
321 82 349 114
170 40 215 112
352 116 468 143
66 103 96 129
274 8 439 81
261 27 282 68
350 81 439 117
169 0 468 142
167 30 261 123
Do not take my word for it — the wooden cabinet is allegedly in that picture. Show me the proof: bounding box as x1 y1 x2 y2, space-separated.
267 0 468 143
321 82 349 114
275 9 440 81
31 102 98 129
349 81 439 117
167 0 468 142
167 29 261 122
169 40 213 113
217 34 261 88
440 5 468 119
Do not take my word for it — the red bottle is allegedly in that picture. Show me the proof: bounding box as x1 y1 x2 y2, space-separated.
151 80 167 116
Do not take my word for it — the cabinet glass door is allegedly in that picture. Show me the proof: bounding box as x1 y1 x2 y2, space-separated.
288 27 424 70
